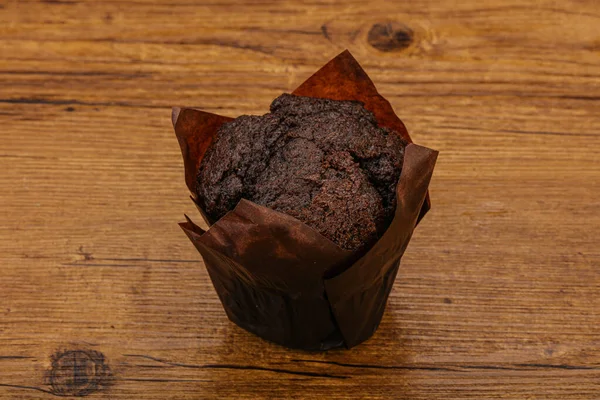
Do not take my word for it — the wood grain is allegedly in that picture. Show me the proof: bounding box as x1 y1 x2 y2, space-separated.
1 0 599 398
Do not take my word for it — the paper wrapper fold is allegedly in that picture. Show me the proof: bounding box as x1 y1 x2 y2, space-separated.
174 50 438 350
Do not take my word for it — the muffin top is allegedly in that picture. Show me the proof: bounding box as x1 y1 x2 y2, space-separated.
196 94 406 251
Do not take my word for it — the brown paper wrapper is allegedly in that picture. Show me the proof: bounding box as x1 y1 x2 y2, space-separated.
174 50 438 350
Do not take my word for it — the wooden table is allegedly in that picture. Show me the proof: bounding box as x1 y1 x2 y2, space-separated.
1 0 599 398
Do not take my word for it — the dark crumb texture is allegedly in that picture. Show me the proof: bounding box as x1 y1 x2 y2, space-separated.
196 94 407 251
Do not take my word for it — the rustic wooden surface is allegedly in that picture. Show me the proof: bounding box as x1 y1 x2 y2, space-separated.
1 0 599 398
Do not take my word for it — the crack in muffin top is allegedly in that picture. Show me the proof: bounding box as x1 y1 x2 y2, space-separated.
196 93 407 251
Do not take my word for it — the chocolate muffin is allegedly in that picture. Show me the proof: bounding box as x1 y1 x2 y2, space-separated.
196 94 407 251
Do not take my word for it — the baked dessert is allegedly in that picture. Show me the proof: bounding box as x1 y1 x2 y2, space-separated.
175 50 438 350
196 93 407 250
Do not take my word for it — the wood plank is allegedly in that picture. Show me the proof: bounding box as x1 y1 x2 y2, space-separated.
1 0 599 398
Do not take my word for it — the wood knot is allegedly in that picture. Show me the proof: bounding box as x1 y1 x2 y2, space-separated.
368 23 414 52
49 349 111 397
